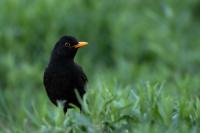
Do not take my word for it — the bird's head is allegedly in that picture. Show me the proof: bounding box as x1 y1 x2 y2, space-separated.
52 35 88 59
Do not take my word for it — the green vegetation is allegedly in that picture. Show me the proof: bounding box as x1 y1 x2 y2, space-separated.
0 0 200 132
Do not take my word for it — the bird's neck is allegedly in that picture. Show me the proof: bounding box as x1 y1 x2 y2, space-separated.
49 55 75 68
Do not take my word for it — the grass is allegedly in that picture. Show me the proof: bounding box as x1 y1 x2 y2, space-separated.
0 74 199 133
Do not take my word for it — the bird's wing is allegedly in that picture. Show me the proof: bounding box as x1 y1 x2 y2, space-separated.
73 64 88 95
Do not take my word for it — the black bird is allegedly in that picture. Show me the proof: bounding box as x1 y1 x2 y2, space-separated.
43 36 88 113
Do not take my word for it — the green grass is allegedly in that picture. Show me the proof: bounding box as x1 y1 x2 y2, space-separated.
0 75 199 132
0 0 200 132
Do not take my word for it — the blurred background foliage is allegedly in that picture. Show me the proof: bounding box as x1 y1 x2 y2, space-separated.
0 0 200 89
0 0 200 132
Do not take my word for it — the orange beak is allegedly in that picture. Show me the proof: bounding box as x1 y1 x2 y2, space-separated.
74 42 88 48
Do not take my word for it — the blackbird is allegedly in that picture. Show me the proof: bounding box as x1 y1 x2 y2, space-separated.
43 35 88 113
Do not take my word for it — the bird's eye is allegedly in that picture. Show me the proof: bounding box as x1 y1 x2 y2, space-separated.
64 42 71 47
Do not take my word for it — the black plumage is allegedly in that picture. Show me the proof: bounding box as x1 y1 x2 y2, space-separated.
43 36 88 113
